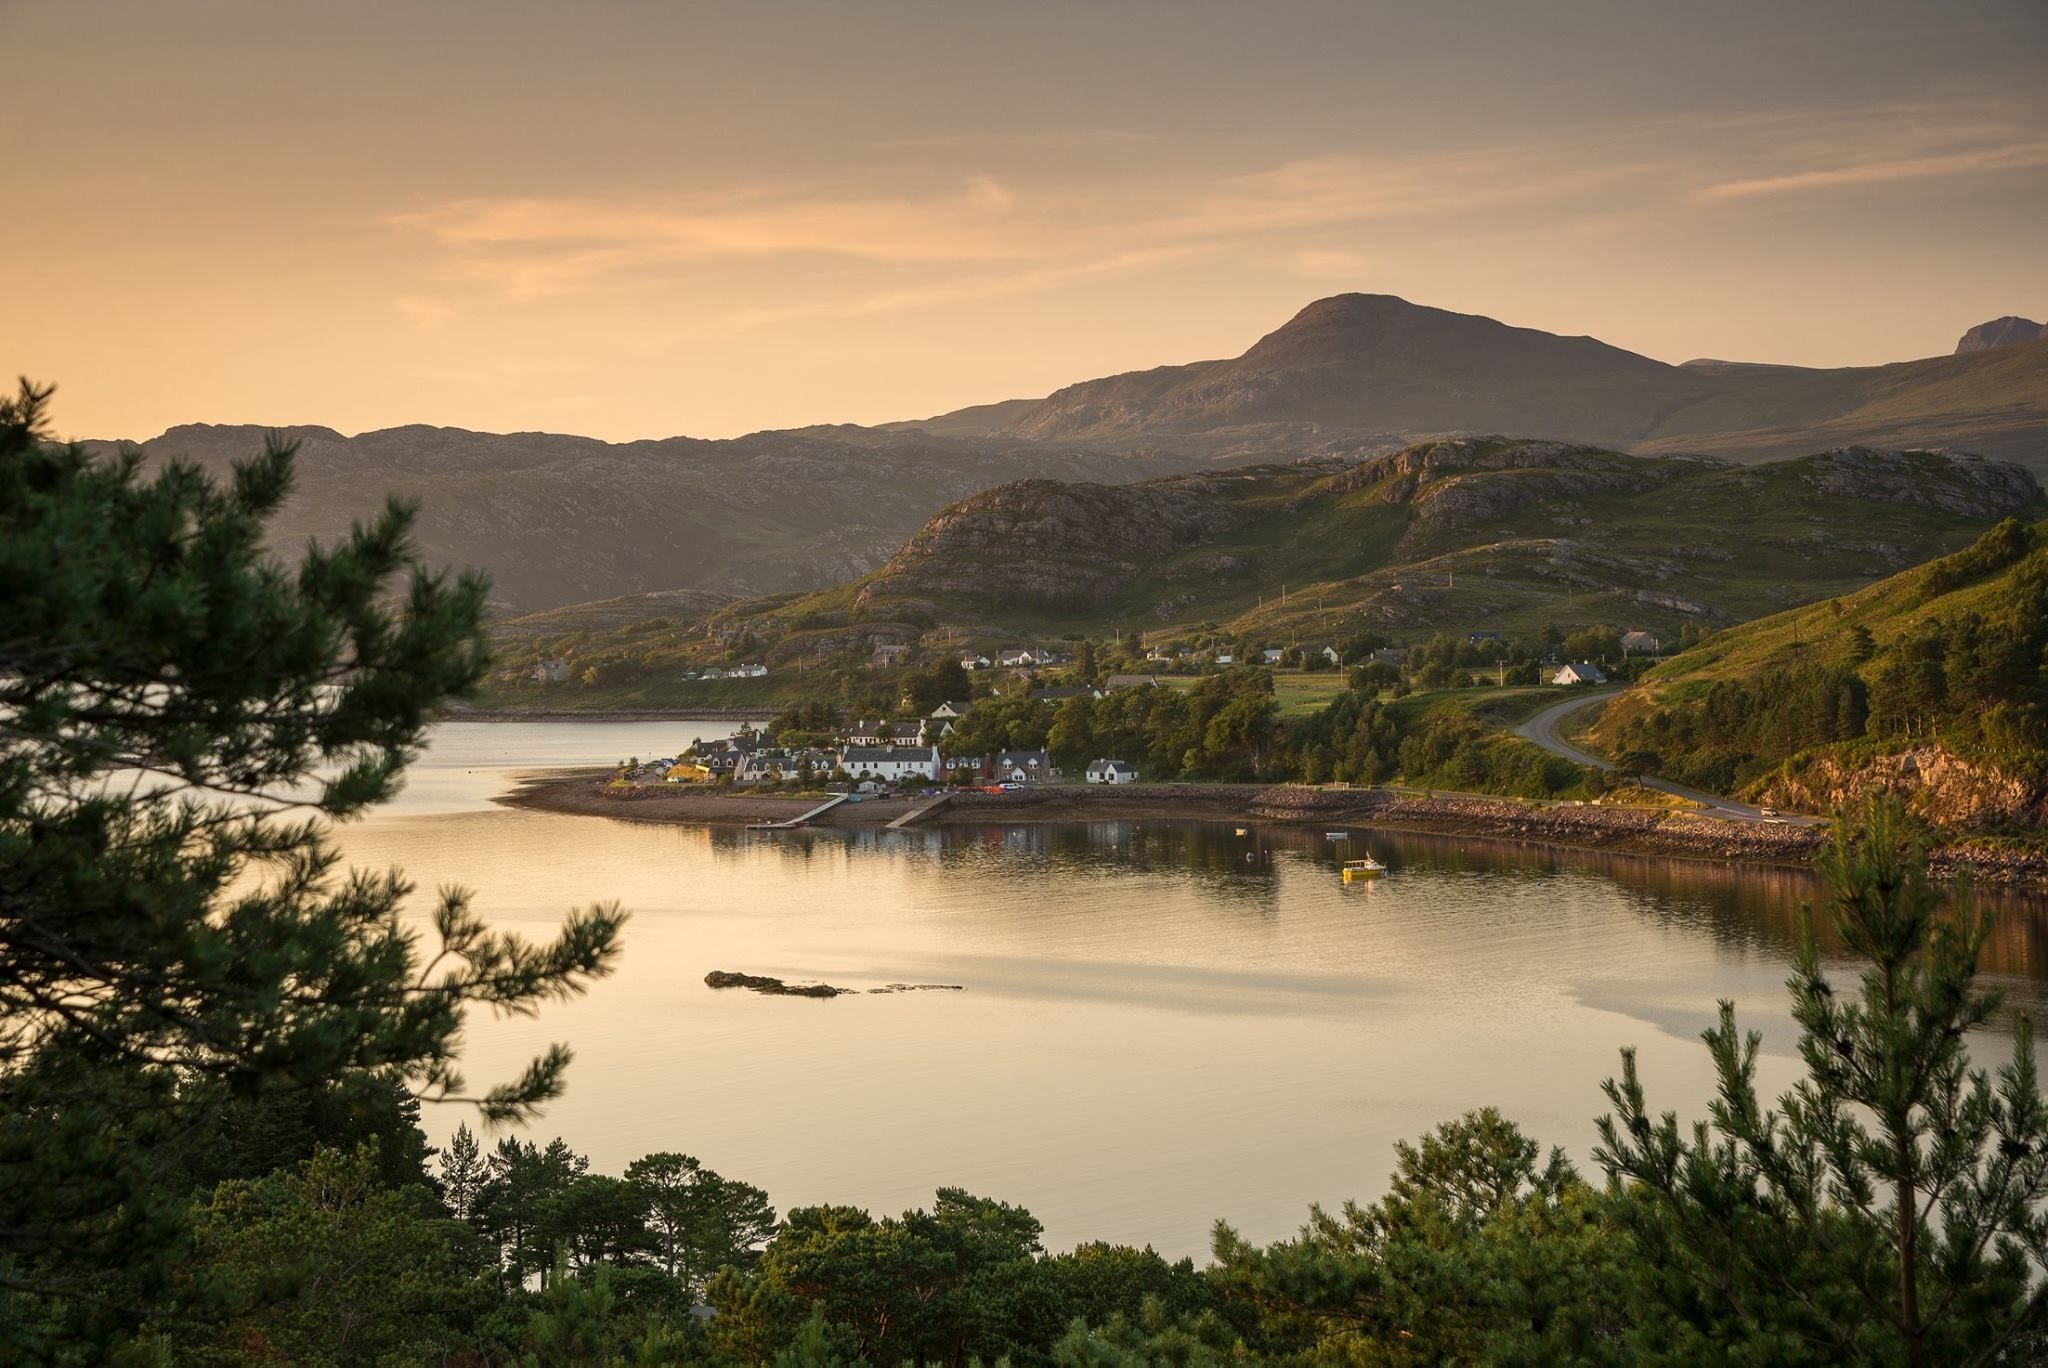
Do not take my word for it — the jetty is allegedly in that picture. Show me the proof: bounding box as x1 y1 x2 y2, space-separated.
885 792 953 830
745 791 852 830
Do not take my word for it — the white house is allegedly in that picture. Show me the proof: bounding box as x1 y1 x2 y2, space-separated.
1552 662 1609 686
730 662 768 678
1260 648 1285 665
837 744 942 783
1213 652 1236 666
958 654 991 671
931 700 971 718
998 648 1050 668
1086 758 1139 785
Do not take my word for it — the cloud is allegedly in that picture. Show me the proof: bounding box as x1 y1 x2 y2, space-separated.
388 177 1029 297
720 243 1214 328
1699 138 2048 200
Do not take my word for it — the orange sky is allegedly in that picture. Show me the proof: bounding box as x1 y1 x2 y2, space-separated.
7 0 2047 442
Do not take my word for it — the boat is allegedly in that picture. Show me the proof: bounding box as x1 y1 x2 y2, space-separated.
1326 830 1349 840
1342 856 1386 883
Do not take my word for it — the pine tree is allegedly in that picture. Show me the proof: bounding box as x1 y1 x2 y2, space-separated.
1596 796 2048 1363
439 1122 486 1221
0 381 625 1352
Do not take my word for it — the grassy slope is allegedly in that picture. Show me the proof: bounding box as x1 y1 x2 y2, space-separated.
1632 518 2048 692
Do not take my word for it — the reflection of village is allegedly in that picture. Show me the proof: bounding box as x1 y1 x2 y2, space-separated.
692 817 2048 1021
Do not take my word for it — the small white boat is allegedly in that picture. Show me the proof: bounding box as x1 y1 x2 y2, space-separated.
1342 856 1386 884
1326 830 1349 840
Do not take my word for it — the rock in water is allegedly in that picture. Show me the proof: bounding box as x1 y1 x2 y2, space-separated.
704 970 848 998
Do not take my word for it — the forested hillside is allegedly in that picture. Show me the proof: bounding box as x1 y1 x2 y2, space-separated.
1595 517 2048 831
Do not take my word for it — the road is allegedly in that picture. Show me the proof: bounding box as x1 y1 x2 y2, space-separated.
1514 689 1823 826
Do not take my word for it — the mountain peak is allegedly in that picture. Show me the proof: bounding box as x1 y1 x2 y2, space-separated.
1956 316 2047 354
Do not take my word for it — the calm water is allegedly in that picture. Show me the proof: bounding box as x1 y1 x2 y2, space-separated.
328 721 2048 1258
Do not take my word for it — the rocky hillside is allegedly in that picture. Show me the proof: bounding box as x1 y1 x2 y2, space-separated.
903 293 2048 469
746 439 2043 647
89 423 1276 615
1957 315 2047 353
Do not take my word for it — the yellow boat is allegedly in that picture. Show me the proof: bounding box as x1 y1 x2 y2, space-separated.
1342 857 1386 883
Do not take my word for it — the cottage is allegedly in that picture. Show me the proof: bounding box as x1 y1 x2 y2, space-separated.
943 753 989 780
1085 758 1139 785
1310 645 1342 667
914 716 956 745
871 643 910 668
730 662 768 678
528 658 571 684
837 744 942 783
1551 661 1609 686
699 666 726 681
1213 653 1236 666
1260 648 1285 665
838 718 899 747
992 749 1056 784
997 648 1050 668
931 700 971 718
958 654 991 671
1620 631 1663 656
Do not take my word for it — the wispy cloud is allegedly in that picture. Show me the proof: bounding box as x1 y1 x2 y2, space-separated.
1700 137 2048 200
388 176 1027 297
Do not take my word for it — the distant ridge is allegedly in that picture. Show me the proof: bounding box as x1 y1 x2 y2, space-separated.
1956 315 2047 354
903 293 2048 468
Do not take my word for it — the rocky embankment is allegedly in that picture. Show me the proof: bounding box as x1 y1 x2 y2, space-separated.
507 776 2048 888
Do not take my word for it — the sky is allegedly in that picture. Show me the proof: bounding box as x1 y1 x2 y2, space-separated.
6 0 2047 442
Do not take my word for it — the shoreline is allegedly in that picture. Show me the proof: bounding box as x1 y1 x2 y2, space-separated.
497 776 2048 890
441 706 779 723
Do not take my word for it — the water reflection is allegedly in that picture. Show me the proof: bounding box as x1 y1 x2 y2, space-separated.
330 724 2048 1259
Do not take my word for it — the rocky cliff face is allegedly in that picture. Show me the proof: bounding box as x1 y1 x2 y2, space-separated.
1754 745 2046 830
1956 316 2047 354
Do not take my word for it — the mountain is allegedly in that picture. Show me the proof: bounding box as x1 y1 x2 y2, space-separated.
89 423 1296 615
708 439 2041 655
87 293 2048 620
902 294 2048 468
982 294 1713 446
1957 315 2048 353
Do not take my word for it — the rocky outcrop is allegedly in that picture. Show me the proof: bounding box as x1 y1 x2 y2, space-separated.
705 971 848 998
1753 745 2048 831
853 477 1257 611
1956 316 2047 354
1801 447 2040 520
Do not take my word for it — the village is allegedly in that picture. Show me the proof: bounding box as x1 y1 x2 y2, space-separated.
604 625 1660 798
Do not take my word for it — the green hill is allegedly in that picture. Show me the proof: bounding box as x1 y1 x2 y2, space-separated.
1592 517 2048 832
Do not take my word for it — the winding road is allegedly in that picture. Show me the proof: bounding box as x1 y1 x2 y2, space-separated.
1515 689 1824 826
